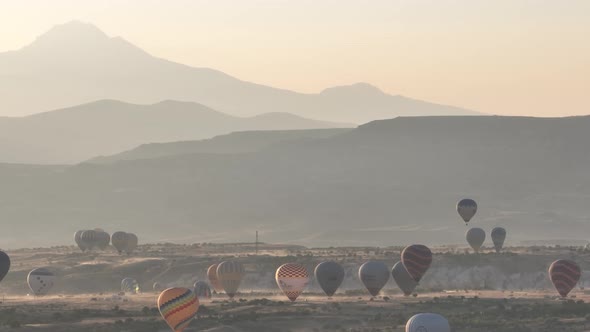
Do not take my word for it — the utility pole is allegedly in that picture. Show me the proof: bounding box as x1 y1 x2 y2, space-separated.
255 231 259 255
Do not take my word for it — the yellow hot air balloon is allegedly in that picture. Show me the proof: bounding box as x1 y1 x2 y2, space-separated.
157 287 199 332
207 263 223 292
276 263 309 301
216 261 245 299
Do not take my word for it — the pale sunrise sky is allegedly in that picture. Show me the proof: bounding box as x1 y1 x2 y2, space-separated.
1 0 589 116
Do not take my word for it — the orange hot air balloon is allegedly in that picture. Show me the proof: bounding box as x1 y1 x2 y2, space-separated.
207 263 223 292
157 287 200 332
549 259 581 298
276 263 309 301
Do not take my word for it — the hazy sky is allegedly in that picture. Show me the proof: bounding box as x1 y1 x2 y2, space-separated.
1 0 589 116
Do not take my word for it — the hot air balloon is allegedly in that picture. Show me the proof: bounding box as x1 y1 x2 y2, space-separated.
74 230 88 252
358 261 389 297
80 230 98 250
314 261 345 297
457 198 477 225
549 259 581 298
27 268 55 296
406 313 450 332
466 227 486 252
491 227 507 253
96 230 111 250
216 261 245 299
111 231 128 253
158 287 199 332
193 281 212 299
401 244 432 282
207 264 223 292
0 251 10 283
125 233 138 254
391 261 418 296
121 278 140 294
276 263 309 301
153 282 164 292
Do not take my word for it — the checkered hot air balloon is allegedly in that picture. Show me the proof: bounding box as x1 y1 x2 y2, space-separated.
276 263 309 301
158 287 199 332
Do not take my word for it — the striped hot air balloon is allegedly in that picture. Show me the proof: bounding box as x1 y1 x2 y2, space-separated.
121 278 139 294
207 263 223 292
158 287 199 332
216 261 245 299
276 263 310 301
401 244 433 282
193 281 212 299
549 259 581 298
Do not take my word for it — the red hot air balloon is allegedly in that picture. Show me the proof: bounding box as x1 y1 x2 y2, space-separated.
401 244 432 282
549 259 581 298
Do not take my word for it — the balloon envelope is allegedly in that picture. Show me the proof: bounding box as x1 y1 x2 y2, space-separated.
491 227 507 253
358 261 389 296
158 287 199 332
96 231 110 250
207 264 223 292
111 231 128 253
276 263 310 301
466 227 486 252
74 230 88 251
80 230 98 250
457 198 477 224
406 313 450 332
153 282 163 292
193 281 212 299
27 268 55 296
121 278 139 294
125 233 138 254
0 251 11 283
549 259 581 297
391 261 418 296
216 261 245 299
314 261 345 297
401 245 433 282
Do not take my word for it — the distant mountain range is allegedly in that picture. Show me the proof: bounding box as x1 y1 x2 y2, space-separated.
0 21 479 123
0 99 348 164
1 115 589 248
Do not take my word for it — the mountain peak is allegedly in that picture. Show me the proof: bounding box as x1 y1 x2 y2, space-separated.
26 21 110 50
320 83 385 96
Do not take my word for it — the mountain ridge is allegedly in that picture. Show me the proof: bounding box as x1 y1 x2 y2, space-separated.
0 99 350 164
0 21 480 122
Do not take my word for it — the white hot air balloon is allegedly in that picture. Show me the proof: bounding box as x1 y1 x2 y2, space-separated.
27 268 56 296
406 313 450 332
